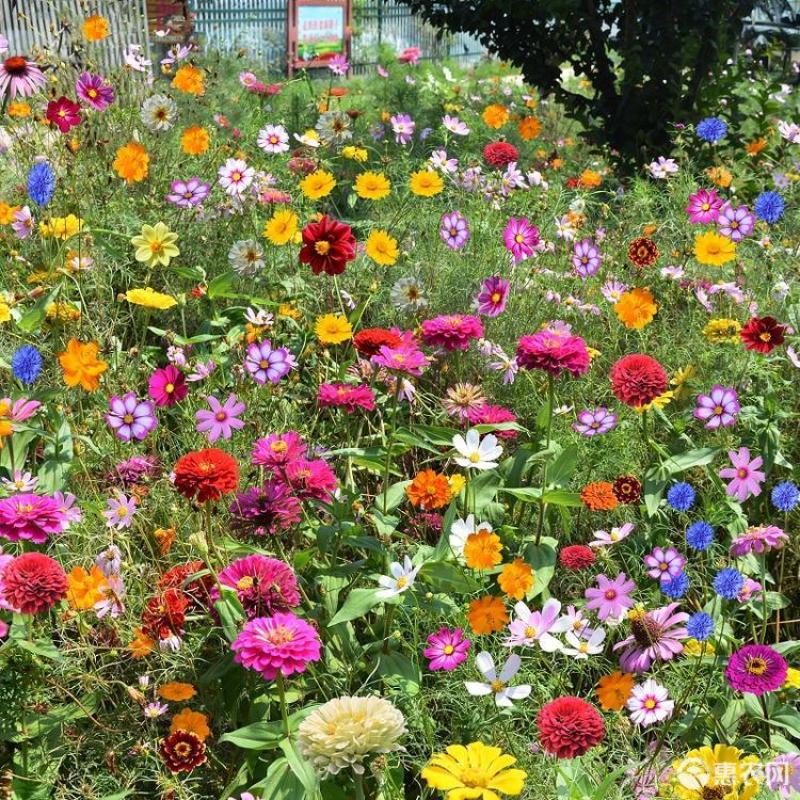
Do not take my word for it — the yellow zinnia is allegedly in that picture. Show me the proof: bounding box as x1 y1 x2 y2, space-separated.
131 222 179 268
695 231 736 266
263 209 299 245
409 170 443 197
614 287 657 329
315 314 352 345
354 171 391 200
365 229 399 266
126 287 178 310
300 169 336 200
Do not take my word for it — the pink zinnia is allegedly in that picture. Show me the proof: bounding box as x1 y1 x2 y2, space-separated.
0 493 66 543
0 547 17 611
718 447 765 503
148 365 187 407
251 431 307 469
503 216 539 263
730 524 787 557
283 459 337 501
75 72 115 111
466 404 517 439
685 187 723 224
584 572 636 621
613 603 688 673
725 644 787 695
317 383 376 413
516 326 590 377
231 612 322 680
195 394 246 442
475 276 510 317
216 555 300 619
421 314 484 352
423 627 470 671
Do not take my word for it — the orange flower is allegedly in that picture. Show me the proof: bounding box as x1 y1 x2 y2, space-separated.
596 671 634 711
172 64 205 96
482 103 509 129
467 595 508 635
58 338 108 391
66 565 108 610
154 527 176 555
580 481 619 511
8 101 30 118
463 530 503 570
406 469 451 510
181 126 210 156
129 627 155 659
170 709 211 742
113 141 149 183
746 138 766 156
82 14 110 41
614 287 658 330
706 166 732 188
498 559 534 600
518 116 542 141
578 169 602 188
158 682 197 702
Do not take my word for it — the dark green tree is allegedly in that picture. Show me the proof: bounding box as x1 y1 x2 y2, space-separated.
395 0 760 162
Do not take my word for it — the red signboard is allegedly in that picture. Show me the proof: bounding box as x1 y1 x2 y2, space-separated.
287 0 352 75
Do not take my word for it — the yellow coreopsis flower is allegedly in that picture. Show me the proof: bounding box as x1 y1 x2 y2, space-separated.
365 229 399 266
131 222 179 268
703 318 741 344
39 214 84 240
300 169 336 200
263 209 299 245
409 170 443 197
354 171 391 200
695 231 736 266
315 313 352 345
342 145 368 162
125 287 178 310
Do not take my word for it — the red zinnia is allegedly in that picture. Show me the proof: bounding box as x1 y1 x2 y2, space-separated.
2 552 67 614
160 729 207 773
353 327 402 357
173 448 239 503
559 545 596 571
45 96 82 133
537 696 605 758
627 237 659 268
610 353 668 408
299 215 357 276
141 588 190 641
740 316 785 354
483 141 519 169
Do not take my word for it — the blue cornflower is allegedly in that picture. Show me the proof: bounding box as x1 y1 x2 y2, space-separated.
686 521 714 551
686 611 714 641
713 567 744 600
754 191 784 224
661 572 689 599
667 482 695 512
772 481 800 512
27 162 56 207
10 345 43 384
696 117 728 143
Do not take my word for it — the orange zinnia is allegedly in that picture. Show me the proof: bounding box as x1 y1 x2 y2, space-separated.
58 338 108 391
596 671 634 711
181 126 210 155
518 116 542 141
467 595 508 635
113 141 149 183
464 530 503 570
158 682 197 702
498 558 534 600
170 708 211 741
580 481 619 511
172 64 205 96
406 469 451 510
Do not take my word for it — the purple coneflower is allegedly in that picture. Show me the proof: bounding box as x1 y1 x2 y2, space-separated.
0 55 46 98
613 603 688 673
476 275 510 317
439 210 470 249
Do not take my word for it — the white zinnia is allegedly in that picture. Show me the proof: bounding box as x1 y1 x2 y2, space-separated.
452 429 502 470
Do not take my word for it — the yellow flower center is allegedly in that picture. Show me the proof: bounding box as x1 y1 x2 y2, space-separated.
396 576 408 589
468 453 482 463
315 241 331 255
443 645 454 655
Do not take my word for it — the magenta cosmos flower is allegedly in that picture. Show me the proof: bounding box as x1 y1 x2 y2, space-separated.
421 314 484 352
475 276 510 317
0 494 66 543
195 394 246 442
644 547 686 582
719 447 765 502
439 211 470 250
573 407 617 436
215 555 300 619
685 187 723 224
725 644 788 695
584 573 636 621
166 177 210 208
106 393 157 442
516 326 590 377
75 72 115 111
572 238 602 278
694 385 739 429
730 524 787 557
613 603 688 673
717 202 754 242
0 55 46 99
148 364 188 407
244 340 296 385
231 611 322 680
423 627 471 671
45 96 81 133
503 216 540 263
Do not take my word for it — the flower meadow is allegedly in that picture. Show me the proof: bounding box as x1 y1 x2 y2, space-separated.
1 22 800 800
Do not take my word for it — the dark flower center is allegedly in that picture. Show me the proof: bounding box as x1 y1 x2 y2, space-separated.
4 56 28 75
630 613 663 648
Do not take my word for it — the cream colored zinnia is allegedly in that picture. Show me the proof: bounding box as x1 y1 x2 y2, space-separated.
297 696 406 775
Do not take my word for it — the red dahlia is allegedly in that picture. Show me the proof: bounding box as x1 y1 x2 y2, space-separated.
174 448 239 503
1 552 67 614
612 475 642 504
141 588 190 641
627 237 659 268
353 327 403 357
537 696 605 758
610 354 668 408
559 545 596 570
160 729 207 773
483 141 519 169
740 316 786 354
299 215 357 276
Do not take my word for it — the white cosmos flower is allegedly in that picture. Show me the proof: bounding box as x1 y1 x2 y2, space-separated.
561 627 606 659
504 598 569 651
452 429 503 470
465 652 531 708
449 514 493 559
376 556 421 598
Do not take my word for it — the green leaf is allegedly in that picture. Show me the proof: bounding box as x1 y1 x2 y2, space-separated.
250 757 305 799
328 587 383 626
279 738 319 796
374 480 410 513
541 489 582 507
524 537 558 598
421 560 479 594
207 270 238 299
38 415 73 493
214 589 246 643
378 652 420 696
547 445 578 487
17 286 60 334
219 720 285 750
500 486 543 503
660 447 721 475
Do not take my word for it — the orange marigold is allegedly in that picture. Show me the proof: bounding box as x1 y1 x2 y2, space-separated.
482 103 509 129
518 116 542 140
113 141 149 183
406 469 451 510
58 338 108 391
172 64 205 96
498 558 534 600
580 481 619 511
170 709 211 742
82 14 110 41
129 627 155 659
464 530 503 570
596 671 634 711
181 126 210 155
614 287 658 330
158 682 197 702
467 595 508 635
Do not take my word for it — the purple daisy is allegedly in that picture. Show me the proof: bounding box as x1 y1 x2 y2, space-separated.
475 275 510 317
717 202 754 242
423 627 471 671
439 211 470 250
571 238 601 278
105 393 157 442
613 603 689 673
573 407 617 436
244 340 296 385
643 547 686 582
166 177 210 208
725 644 788 695
693 385 739 429
75 71 115 111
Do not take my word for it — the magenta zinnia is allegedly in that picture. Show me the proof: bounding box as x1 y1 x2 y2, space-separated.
725 644 788 695
216 555 300 619
516 325 590 378
0 493 66 543
420 314 484 352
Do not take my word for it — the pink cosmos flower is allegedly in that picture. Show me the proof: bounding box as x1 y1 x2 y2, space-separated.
317 383 376 413
475 276 510 317
572 238 602 278
584 573 636 621
11 205 34 239
218 158 255 197
644 547 686 582
423 627 470 671
516 325 590 377
103 492 137 530
195 394 246 442
589 523 634 548
148 365 188 407
421 314 484 352
45 96 82 133
503 217 539 263
75 72 115 111
398 46 421 65
730 525 787 557
0 493 66 543
504 598 568 650
626 680 674 727
719 447 765 503
613 603 688 673
693 385 739 429
717 202 754 242
372 342 430 376
573 407 617 436
106 393 157 442
244 340 296 385
685 187 723 224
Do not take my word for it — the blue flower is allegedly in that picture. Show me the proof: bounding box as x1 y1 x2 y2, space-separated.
772 481 800 512
696 117 728 143
667 482 695 512
686 521 714 551
27 162 56 207
754 191 784 224
661 572 689 599
686 611 714 641
10 345 43 384
713 567 744 600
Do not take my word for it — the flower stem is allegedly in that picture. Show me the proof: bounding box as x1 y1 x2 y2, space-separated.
534 374 555 546
353 772 366 800
381 380 402 514
277 673 290 739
